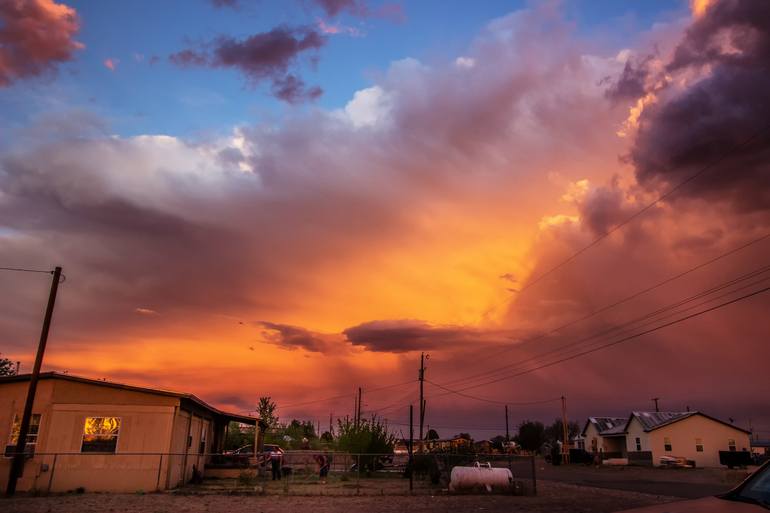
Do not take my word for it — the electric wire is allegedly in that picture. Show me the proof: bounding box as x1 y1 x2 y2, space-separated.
451 232 770 382
441 260 770 390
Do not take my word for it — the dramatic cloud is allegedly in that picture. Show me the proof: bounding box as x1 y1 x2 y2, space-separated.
2 2 768 434
622 0 770 212
0 0 83 86
343 320 514 353
259 321 333 353
170 25 325 102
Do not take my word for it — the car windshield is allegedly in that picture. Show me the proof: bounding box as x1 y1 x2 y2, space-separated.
728 464 770 509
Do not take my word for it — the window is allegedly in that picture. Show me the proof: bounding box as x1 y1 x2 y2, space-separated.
199 426 206 454
664 437 672 452
728 439 736 452
695 438 704 452
5 414 41 456
635 437 642 451
81 417 120 453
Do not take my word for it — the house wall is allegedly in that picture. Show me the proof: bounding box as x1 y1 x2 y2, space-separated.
625 417 651 453
646 415 751 467
0 379 180 492
584 423 624 455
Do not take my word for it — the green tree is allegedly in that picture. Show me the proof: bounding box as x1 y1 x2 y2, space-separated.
544 418 581 444
0 355 16 376
257 396 278 429
224 421 255 450
515 420 545 452
336 416 396 472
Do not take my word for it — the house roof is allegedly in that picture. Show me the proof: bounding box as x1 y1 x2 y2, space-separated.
625 411 751 434
0 372 261 426
582 417 628 437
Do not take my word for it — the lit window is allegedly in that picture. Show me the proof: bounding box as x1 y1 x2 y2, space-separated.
728 439 736 452
635 437 641 451
695 438 703 452
664 437 672 452
5 414 41 456
82 417 120 453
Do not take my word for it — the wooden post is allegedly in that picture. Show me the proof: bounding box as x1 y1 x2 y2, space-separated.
409 404 414 493
6 266 62 497
561 396 570 464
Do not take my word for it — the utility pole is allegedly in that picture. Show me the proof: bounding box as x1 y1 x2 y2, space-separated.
561 395 570 464
418 352 426 452
356 387 362 427
6 266 62 497
14 361 20 375
329 412 333 437
408 404 414 493
505 404 510 442
651 397 660 412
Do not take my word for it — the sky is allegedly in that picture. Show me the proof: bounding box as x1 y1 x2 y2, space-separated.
1 0 769 440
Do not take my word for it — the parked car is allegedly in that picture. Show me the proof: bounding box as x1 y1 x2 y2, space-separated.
619 460 770 512
222 444 283 466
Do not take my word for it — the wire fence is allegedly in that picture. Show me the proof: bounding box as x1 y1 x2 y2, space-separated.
5 450 537 496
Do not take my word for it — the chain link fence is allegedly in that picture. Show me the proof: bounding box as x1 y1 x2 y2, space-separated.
5 450 536 496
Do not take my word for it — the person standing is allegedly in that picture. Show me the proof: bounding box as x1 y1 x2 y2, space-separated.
270 448 283 480
314 453 329 484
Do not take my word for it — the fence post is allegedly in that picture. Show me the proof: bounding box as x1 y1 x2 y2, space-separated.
46 453 58 494
531 454 537 496
356 453 360 495
156 454 164 491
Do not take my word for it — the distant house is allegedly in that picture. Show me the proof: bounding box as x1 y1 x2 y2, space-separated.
1 372 262 492
624 411 752 467
582 416 627 458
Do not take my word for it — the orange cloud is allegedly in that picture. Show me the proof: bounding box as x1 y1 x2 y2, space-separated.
0 0 83 86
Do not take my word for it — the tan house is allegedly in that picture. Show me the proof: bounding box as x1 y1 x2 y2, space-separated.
1 372 260 493
582 416 627 458
624 411 752 467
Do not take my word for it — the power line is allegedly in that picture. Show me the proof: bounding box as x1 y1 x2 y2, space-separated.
276 379 416 410
441 284 769 393
513 126 769 295
426 380 560 406
441 269 770 393
455 232 770 382
443 257 770 390
0 266 54 274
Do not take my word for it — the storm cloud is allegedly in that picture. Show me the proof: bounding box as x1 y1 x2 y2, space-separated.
170 25 325 102
626 0 770 212
0 0 82 86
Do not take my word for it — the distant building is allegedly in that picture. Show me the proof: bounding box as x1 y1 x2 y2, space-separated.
624 411 751 467
582 416 627 457
1 372 261 492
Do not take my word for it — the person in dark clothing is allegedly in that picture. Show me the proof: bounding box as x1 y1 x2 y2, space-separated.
270 450 283 480
314 453 330 483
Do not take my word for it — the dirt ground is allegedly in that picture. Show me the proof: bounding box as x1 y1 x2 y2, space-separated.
2 481 681 513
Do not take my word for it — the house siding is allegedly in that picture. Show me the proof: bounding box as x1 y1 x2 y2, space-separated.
647 415 750 467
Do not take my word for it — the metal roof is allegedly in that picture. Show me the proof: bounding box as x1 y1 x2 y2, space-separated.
0 372 261 426
626 411 751 434
583 417 628 436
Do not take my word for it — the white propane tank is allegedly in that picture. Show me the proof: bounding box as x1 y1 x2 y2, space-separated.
449 462 513 492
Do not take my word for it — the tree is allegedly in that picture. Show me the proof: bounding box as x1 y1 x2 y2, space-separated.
425 428 439 440
0 355 17 376
224 421 255 450
515 420 545 452
257 396 278 429
544 418 581 444
336 415 396 472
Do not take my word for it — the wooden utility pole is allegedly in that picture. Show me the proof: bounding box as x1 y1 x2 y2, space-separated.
418 353 425 452
561 395 570 464
505 404 510 442
6 266 62 496
651 397 660 412
356 387 362 426
329 412 333 436
408 404 414 493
